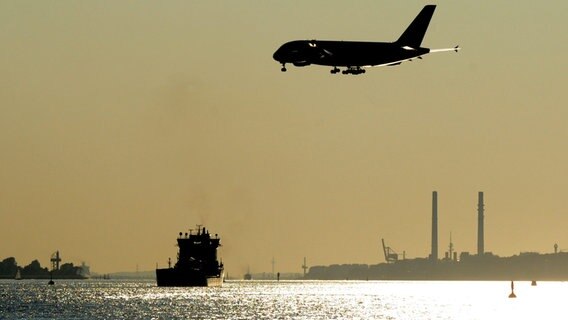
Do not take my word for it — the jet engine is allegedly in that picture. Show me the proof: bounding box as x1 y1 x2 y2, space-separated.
293 61 311 67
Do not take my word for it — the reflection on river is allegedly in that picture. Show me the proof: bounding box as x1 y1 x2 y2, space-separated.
1 279 566 319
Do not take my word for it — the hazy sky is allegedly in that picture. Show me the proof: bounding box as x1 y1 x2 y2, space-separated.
1 1 568 275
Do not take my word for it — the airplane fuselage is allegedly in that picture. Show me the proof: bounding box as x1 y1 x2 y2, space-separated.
273 40 430 68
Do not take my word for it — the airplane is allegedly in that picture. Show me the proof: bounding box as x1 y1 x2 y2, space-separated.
272 5 459 75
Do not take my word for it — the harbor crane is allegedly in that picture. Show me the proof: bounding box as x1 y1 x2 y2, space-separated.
381 239 399 264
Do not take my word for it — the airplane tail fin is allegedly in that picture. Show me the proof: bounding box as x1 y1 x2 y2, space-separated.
395 5 436 48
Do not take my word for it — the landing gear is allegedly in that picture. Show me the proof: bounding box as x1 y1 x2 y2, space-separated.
342 67 366 75
281 63 287 72
330 67 340 74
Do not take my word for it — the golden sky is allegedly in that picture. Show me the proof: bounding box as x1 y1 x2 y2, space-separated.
1 1 568 275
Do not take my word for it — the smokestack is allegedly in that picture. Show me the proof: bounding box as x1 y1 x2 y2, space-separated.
431 191 438 261
477 192 484 256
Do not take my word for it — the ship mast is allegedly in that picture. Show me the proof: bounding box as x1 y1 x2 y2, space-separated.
302 257 308 278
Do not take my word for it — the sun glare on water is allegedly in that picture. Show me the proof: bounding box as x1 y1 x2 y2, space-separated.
2 280 568 319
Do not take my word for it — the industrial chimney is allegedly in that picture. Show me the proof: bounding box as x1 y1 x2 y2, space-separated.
431 191 438 261
477 192 484 256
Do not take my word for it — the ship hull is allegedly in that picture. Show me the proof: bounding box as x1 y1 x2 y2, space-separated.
156 268 223 287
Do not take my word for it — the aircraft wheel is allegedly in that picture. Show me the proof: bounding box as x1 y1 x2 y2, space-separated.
281 67 287 72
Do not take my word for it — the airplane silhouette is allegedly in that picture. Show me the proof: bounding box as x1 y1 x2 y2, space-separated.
273 5 459 75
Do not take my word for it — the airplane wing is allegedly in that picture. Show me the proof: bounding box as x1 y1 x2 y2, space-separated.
429 45 460 53
367 45 460 68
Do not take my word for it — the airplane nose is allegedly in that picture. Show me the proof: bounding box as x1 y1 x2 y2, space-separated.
273 49 283 62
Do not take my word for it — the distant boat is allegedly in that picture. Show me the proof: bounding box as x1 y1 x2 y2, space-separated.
244 266 252 280
15 269 22 280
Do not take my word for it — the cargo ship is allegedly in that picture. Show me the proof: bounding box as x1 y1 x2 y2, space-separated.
156 226 224 287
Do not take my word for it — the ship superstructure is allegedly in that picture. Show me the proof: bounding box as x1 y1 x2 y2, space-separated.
156 226 224 287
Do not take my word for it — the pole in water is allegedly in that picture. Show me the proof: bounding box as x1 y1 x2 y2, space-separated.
508 281 516 298
48 271 54 285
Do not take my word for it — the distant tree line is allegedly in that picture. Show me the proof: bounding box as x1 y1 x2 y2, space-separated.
0 257 18 278
0 257 86 279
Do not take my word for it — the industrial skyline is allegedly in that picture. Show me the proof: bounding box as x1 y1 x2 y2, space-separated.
430 191 486 263
310 190 568 281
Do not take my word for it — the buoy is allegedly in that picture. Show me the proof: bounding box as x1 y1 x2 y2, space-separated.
531 280 537 286
508 281 516 298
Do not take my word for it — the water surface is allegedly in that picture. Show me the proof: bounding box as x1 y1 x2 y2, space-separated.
0 280 564 319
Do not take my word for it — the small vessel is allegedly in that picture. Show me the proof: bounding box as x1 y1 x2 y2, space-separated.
156 226 224 287
244 266 252 280
15 269 22 280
